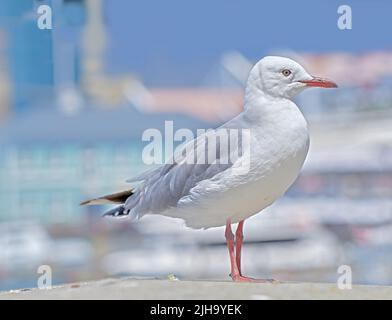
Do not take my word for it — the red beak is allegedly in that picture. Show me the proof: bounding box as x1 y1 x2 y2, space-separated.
300 77 338 88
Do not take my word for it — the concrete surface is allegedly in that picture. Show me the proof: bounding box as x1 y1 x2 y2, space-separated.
1 277 391 299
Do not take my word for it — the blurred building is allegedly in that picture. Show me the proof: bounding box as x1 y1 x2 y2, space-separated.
0 0 55 113
0 0 150 225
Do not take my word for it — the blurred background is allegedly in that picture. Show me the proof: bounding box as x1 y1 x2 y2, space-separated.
0 0 392 291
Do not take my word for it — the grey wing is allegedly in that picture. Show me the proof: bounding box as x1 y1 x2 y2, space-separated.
123 126 246 218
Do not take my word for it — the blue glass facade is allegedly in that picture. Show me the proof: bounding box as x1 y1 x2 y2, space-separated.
0 0 54 111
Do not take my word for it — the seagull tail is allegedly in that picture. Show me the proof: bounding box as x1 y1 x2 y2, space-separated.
80 189 133 206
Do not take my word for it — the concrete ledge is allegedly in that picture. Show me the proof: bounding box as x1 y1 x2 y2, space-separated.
1 277 391 300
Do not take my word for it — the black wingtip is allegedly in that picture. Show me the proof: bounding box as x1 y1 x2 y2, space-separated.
102 205 128 217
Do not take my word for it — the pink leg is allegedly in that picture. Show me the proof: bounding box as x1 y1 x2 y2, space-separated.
225 219 278 283
225 219 241 279
235 220 245 274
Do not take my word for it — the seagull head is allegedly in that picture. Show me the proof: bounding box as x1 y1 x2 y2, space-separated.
247 56 337 100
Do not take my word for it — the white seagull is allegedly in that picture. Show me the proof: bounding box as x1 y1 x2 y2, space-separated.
81 56 337 282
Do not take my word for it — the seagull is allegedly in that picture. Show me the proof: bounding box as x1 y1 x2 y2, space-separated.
81 56 337 282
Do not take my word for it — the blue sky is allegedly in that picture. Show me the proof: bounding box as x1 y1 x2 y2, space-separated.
103 0 392 85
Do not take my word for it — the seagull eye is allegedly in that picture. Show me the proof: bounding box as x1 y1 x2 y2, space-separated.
282 69 292 77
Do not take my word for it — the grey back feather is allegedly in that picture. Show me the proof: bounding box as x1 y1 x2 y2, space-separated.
123 122 248 219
